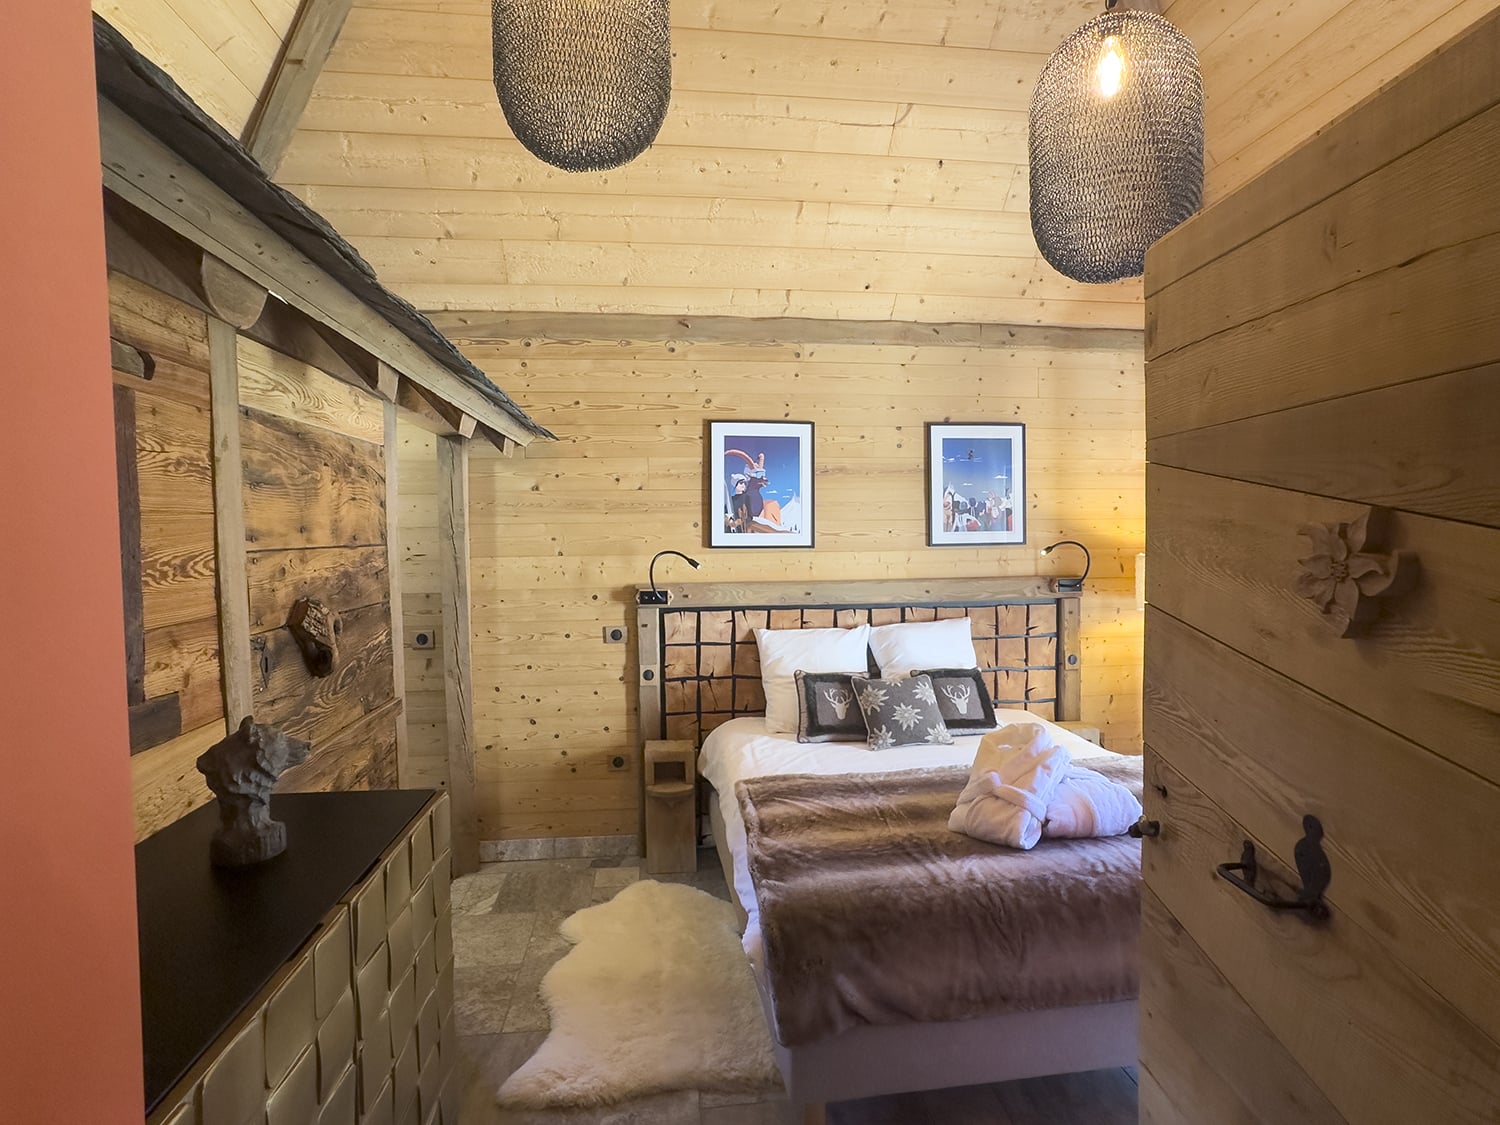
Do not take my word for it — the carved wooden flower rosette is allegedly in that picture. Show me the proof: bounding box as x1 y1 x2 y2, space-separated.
1295 507 1417 637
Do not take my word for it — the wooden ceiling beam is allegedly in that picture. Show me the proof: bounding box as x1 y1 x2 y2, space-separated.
103 192 266 329
199 254 268 328
427 310 1144 352
243 0 356 175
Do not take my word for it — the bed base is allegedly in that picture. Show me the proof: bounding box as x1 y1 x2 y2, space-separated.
710 794 1137 1113
757 979 1136 1110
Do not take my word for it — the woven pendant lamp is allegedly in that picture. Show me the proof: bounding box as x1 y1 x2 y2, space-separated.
1028 0 1203 283
491 0 672 172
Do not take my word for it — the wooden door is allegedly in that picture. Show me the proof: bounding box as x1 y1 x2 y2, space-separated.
1139 11 1500 1123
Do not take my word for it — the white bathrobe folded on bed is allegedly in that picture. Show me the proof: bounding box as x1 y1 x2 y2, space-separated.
1042 766 1143 839
947 723 1072 850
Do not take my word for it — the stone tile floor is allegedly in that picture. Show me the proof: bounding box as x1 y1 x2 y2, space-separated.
450 850 1138 1125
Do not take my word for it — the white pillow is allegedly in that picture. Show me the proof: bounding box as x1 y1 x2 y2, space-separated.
755 625 872 735
869 618 977 679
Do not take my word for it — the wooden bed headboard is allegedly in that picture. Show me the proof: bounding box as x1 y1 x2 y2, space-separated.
635 578 1082 747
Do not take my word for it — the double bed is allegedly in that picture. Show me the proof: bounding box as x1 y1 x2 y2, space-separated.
634 578 1142 1117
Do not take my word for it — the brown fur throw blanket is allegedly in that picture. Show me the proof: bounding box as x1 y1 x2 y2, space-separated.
737 757 1142 1047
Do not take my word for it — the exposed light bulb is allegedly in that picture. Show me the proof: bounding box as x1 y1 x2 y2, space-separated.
1096 35 1126 97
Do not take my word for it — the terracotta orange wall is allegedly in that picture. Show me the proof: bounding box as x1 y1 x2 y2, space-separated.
0 2 144 1120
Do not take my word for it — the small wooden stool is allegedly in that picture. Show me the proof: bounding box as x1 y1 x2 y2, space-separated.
643 740 697 874
1056 720 1104 748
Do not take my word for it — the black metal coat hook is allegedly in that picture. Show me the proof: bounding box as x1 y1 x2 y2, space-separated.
1215 814 1331 923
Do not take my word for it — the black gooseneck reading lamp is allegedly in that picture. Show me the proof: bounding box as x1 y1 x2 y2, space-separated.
1040 540 1091 592
638 550 701 605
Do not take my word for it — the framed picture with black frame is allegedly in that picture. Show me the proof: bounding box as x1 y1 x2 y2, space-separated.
925 422 1026 546
707 420 815 548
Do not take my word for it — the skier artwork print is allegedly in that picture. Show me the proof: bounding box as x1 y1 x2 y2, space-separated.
707 420 815 548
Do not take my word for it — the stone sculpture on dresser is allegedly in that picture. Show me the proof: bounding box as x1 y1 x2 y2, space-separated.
195 716 311 866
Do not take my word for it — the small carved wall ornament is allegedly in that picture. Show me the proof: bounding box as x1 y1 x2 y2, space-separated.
1295 507 1418 637
195 716 311 866
287 597 338 677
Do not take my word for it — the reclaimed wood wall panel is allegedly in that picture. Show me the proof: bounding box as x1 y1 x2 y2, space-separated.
1162 0 1500 204
237 335 386 443
454 325 1144 841
241 406 387 550
238 346 400 789
1142 17 1500 1119
1142 755 1500 1123
1147 467 1500 783
130 719 232 841
1139 889 1343 1125
109 272 223 765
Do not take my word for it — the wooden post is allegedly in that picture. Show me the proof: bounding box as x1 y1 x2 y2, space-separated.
438 435 478 874
1058 594 1082 722
385 401 411 785
208 318 255 724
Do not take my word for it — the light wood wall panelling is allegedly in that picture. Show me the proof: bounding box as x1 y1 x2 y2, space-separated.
1160 0 1500 204
438 436 478 873
1141 752 1500 1123
1148 231 1500 438
209 317 256 726
458 326 1144 841
275 0 1141 328
385 401 412 783
93 0 301 135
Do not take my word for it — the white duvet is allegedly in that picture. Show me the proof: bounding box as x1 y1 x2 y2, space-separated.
697 714 1126 961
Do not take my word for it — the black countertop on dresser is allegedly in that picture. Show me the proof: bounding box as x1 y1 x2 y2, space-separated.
136 789 433 1113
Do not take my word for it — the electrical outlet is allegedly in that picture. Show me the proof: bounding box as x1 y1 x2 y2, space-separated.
606 753 629 772
411 630 436 650
602 625 627 644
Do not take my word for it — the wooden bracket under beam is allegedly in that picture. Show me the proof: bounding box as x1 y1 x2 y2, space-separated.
396 378 477 438
477 424 519 455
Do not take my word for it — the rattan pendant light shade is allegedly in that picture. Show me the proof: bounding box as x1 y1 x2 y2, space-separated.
1029 9 1203 283
491 0 671 172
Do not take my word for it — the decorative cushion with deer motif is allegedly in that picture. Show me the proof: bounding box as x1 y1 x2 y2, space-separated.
850 673 953 749
793 671 870 743
914 667 998 733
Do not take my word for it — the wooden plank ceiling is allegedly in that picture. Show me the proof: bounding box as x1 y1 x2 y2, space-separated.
98 0 1500 328
275 0 1144 329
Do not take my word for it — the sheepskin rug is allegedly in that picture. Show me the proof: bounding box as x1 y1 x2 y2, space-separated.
496 880 781 1108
